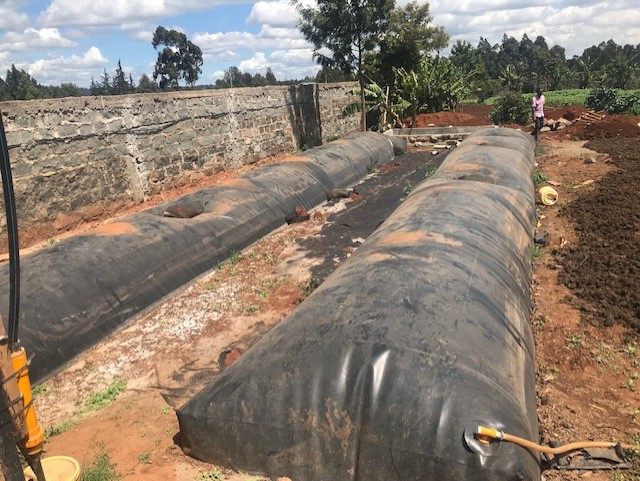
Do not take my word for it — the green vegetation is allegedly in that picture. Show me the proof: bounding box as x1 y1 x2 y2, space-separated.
532 171 548 185
489 92 531 124
424 167 437 179
485 88 640 111
138 452 152 464
300 278 318 298
529 243 542 261
45 419 76 439
84 379 127 412
195 470 221 481
566 334 583 350
32 385 46 396
228 249 242 264
586 88 640 114
80 451 121 481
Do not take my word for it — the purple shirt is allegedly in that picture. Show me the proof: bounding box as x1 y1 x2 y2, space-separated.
532 94 545 118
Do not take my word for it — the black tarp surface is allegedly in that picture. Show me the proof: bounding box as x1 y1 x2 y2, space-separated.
0 132 395 382
177 128 539 481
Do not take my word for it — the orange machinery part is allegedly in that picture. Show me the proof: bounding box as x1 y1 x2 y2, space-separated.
11 347 44 455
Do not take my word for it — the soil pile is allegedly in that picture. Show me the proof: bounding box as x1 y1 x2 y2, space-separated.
558 137 640 329
578 114 640 139
409 103 640 140
411 104 492 127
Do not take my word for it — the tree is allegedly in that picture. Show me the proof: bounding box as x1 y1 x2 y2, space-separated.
113 60 129 95
294 0 394 130
0 78 12 101
215 66 244 88
315 66 353 83
4 66 42 100
137 74 158 93
152 26 203 89
100 68 111 95
476 37 500 79
374 1 449 87
547 45 568 90
252 73 268 86
56 83 81 98
396 56 469 123
89 76 101 96
450 39 494 100
265 67 277 85
603 52 633 88
576 53 597 89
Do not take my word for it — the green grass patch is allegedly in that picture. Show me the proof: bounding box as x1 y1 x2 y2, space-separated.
529 243 542 261
483 88 640 108
138 452 152 464
80 451 121 481
32 385 46 396
84 379 127 412
195 470 221 481
532 171 548 185
45 419 76 439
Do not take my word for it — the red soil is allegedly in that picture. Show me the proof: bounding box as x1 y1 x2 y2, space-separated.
410 104 640 140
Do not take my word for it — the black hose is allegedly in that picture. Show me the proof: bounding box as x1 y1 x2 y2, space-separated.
0 112 20 347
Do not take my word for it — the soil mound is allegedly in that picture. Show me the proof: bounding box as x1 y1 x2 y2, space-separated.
546 105 640 139
558 137 640 329
409 103 640 140
578 114 640 139
411 104 492 127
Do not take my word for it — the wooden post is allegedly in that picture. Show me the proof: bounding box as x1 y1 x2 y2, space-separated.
0 321 25 481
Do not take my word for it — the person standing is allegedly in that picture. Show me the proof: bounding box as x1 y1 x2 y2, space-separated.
531 87 545 141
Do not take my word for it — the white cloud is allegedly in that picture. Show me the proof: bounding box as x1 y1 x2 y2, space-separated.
212 70 225 80
248 0 299 27
0 5 29 31
38 0 250 28
18 47 109 85
132 30 154 41
239 52 270 72
194 25 310 62
0 28 78 52
236 48 318 79
38 0 165 27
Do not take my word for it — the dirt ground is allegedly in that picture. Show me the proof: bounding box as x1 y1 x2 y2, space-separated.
20 105 640 480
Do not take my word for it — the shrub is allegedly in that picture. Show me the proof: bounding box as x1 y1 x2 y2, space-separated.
586 88 640 114
489 92 531 124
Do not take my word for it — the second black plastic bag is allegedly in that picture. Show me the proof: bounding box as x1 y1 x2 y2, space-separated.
178 128 539 481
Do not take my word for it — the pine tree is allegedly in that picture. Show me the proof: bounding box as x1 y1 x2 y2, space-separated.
129 73 136 92
101 68 111 95
113 60 128 95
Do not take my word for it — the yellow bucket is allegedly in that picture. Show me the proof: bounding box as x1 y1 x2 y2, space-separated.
538 186 558 205
23 456 81 481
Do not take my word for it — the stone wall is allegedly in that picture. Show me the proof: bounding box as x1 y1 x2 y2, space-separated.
0 83 358 244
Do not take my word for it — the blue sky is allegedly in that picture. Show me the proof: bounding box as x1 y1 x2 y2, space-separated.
1 0 639 88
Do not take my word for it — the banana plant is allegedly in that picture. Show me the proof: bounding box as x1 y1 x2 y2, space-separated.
344 81 409 130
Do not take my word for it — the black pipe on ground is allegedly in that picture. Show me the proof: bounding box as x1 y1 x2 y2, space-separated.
177 128 539 481
0 132 397 382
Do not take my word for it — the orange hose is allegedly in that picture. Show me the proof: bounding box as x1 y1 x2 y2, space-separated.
477 426 640 455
